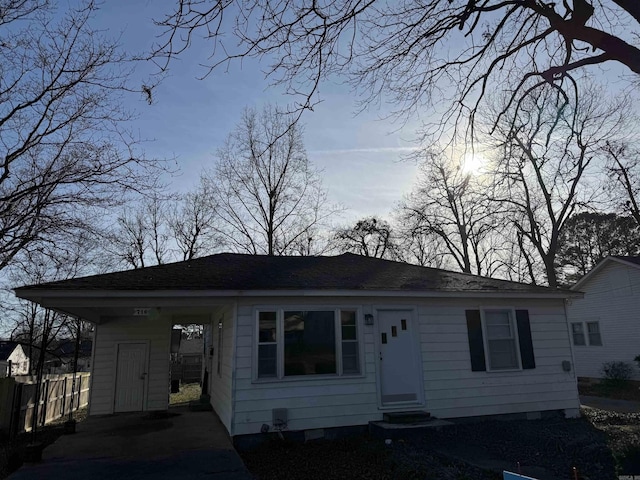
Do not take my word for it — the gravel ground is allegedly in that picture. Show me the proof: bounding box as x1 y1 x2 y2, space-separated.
240 410 632 480
582 406 640 476
240 435 498 480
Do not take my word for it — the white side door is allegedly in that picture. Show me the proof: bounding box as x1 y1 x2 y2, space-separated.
114 343 147 412
378 309 423 406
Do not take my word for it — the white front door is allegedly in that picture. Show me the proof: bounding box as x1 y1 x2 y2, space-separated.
114 343 147 412
378 310 422 406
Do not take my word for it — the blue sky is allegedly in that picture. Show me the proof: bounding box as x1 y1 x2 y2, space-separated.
94 2 422 223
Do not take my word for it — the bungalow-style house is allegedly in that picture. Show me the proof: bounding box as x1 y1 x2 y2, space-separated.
15 253 581 441
0 341 30 377
567 256 640 380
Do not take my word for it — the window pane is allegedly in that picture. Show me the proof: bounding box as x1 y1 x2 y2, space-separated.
571 323 585 346
284 311 336 376
258 344 277 377
342 341 359 374
259 311 277 343
485 311 512 339
341 310 357 340
488 339 518 369
587 322 602 346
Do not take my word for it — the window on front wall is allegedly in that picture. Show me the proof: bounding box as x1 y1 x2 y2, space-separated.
466 309 535 372
483 309 520 370
256 308 360 379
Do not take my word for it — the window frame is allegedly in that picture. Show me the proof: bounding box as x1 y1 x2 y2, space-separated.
480 307 522 372
253 306 364 382
217 318 224 377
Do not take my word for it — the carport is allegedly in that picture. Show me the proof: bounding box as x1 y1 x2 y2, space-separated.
9 406 253 479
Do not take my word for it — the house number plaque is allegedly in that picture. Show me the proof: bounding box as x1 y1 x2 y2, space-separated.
134 308 149 316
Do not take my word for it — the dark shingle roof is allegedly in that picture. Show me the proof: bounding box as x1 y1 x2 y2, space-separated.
52 339 93 358
0 341 20 361
15 253 569 295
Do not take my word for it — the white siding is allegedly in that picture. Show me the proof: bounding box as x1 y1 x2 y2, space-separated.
89 315 171 415
419 299 578 419
567 261 640 380
231 296 578 436
7 345 30 376
208 304 235 433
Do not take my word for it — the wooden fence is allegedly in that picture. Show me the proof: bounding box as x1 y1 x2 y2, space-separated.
170 362 202 384
0 373 90 437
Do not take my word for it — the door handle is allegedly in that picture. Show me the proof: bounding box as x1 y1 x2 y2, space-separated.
379 352 383 361
140 372 147 380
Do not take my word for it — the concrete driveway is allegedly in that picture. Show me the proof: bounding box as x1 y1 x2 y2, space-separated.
9 407 253 479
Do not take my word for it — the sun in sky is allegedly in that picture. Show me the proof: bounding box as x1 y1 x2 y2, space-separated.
461 151 488 175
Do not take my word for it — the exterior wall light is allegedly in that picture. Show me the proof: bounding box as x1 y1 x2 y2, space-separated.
364 314 374 326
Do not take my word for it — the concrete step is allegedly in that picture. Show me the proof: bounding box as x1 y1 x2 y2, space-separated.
383 411 431 424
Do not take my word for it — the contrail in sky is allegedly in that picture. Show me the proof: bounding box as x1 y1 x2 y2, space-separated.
309 146 421 155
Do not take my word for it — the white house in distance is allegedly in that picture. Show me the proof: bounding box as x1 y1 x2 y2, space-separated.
0 341 30 377
15 253 581 443
567 256 640 381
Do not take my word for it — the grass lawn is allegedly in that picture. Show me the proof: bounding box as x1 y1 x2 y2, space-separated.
170 382 201 405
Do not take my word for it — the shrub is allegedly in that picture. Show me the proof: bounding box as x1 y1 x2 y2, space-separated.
601 361 633 387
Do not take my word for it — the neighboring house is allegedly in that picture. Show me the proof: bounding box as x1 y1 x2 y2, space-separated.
567 256 640 380
15 253 581 442
45 338 93 374
0 341 30 377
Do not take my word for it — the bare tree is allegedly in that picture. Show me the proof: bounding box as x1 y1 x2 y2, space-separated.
107 196 171 269
168 182 220 261
398 153 500 275
487 84 630 287
6 233 101 373
153 0 640 138
393 224 447 269
333 216 397 259
203 105 340 256
0 1 162 273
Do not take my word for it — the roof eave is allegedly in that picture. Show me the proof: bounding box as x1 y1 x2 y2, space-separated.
16 288 580 302
571 256 640 290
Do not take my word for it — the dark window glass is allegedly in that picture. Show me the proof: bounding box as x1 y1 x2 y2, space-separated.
258 311 277 378
341 310 357 340
284 311 336 376
259 311 277 342
587 322 602 346
342 341 359 374
258 344 277 377
571 322 586 346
